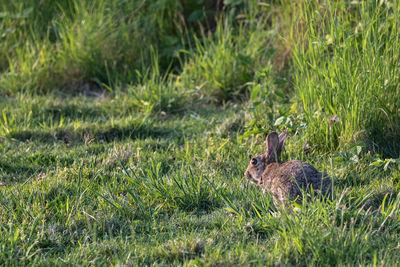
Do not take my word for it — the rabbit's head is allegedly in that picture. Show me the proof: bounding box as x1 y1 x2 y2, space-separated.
244 130 288 184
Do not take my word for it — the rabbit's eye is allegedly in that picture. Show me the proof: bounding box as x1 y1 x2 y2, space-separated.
251 158 257 165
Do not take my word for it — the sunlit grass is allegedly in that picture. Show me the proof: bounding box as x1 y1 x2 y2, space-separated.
288 0 400 155
1 0 400 265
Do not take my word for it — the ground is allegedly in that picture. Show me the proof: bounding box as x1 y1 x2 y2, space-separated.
1 0 400 265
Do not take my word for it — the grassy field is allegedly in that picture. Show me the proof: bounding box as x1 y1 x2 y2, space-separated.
1 0 400 265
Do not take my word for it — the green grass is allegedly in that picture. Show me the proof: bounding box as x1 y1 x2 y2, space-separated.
289 0 400 156
1 0 400 265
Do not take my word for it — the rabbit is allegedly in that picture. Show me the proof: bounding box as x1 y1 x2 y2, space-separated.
244 130 332 209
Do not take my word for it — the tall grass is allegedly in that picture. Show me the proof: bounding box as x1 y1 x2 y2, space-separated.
0 0 227 94
178 16 273 100
2 0 399 147
287 1 400 155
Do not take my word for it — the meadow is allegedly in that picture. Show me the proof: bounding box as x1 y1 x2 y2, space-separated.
1 0 400 265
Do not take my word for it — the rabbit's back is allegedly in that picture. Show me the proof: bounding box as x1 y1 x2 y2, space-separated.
260 160 331 206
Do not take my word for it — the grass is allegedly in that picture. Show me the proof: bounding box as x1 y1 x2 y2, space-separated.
1 0 400 265
289 0 400 156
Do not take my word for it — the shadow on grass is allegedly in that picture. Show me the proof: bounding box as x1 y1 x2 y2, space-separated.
365 115 400 158
365 189 398 210
0 160 38 184
43 103 107 121
366 130 400 159
0 152 75 184
8 121 179 145
338 172 373 187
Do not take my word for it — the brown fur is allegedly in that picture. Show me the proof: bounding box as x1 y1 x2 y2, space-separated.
245 130 332 208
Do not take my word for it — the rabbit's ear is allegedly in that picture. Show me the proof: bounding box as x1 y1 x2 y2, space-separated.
277 129 288 155
266 132 279 156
